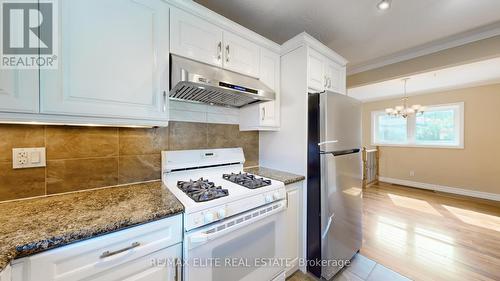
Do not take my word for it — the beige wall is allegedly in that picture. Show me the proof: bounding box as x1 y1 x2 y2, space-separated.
348 35 500 88
362 83 500 195
0 122 259 202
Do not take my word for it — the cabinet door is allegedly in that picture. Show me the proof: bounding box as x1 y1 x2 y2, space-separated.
307 48 325 92
0 70 39 113
17 215 182 281
259 49 280 127
90 244 182 281
285 185 300 275
40 0 169 121
325 60 345 94
0 264 11 281
170 7 223 67
223 32 260 78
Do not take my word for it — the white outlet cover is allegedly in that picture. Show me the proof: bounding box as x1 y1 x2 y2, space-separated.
12 148 46 169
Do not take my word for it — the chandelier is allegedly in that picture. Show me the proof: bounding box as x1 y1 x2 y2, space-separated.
385 78 424 118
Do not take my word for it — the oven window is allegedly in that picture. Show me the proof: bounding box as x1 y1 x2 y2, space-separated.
212 222 275 280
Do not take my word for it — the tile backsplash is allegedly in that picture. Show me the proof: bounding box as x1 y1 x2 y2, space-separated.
0 122 259 202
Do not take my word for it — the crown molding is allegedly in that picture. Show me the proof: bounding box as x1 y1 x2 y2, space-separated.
281 32 349 66
354 79 500 103
348 21 500 75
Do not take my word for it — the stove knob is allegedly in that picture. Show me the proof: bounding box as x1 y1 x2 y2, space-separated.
204 212 215 224
273 192 280 200
265 195 273 203
217 209 226 219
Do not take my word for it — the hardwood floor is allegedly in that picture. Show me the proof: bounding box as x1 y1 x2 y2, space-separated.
288 182 500 281
361 182 500 281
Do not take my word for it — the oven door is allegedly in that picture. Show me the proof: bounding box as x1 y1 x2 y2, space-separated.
184 200 287 281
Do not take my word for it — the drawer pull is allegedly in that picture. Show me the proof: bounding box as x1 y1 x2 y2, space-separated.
100 242 141 259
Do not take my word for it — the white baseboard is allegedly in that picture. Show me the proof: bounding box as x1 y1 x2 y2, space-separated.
379 177 500 202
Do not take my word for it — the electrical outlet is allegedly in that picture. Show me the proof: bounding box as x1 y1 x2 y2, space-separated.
409 170 415 177
12 148 46 169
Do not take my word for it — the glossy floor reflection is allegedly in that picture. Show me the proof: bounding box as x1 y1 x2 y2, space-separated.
287 254 410 281
289 182 500 281
362 183 500 281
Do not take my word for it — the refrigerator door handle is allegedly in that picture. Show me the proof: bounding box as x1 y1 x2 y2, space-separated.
331 148 361 157
318 140 338 146
321 213 335 240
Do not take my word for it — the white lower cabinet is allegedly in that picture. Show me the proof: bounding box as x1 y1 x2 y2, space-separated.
87 245 182 281
285 182 301 277
10 215 182 281
0 265 11 281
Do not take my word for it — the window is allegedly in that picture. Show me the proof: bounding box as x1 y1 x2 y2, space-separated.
372 102 464 148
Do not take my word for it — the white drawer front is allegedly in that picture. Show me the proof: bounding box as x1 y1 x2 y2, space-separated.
23 215 182 281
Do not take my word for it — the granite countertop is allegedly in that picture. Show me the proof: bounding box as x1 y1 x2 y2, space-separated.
245 167 305 185
0 180 183 272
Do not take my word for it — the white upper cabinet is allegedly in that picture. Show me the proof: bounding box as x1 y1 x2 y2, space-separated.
258 49 280 127
170 7 260 78
239 48 280 130
307 47 346 94
170 7 223 67
0 70 39 113
40 0 170 122
324 59 346 94
222 32 260 78
307 48 326 92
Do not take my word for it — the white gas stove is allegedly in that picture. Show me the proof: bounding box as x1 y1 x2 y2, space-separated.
161 148 287 281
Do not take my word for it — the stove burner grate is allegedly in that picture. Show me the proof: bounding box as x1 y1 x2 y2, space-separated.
222 172 272 189
177 178 228 202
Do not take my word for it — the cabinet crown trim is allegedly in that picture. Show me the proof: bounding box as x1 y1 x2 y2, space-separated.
281 32 348 66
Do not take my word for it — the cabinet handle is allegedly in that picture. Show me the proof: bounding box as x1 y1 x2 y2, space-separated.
100 242 140 259
225 45 230 62
324 76 328 88
262 107 266 121
174 258 180 281
163 91 167 112
217 41 222 61
328 78 332 88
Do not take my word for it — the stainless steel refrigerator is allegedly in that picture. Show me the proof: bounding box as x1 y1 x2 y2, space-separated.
307 91 363 280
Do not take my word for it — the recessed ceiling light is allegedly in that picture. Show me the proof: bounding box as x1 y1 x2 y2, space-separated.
377 0 391 10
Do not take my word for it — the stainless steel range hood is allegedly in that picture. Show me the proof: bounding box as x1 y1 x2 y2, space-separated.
169 55 275 108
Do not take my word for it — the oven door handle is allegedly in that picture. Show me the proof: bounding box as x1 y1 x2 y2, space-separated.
188 201 286 249
190 233 209 244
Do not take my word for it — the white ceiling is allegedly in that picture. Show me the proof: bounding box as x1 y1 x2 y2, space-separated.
347 57 500 102
194 0 500 71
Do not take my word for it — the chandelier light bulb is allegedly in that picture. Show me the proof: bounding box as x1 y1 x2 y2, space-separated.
386 78 425 118
377 0 391 10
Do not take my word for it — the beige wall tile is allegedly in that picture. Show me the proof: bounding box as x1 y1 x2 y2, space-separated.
0 121 260 202
169 121 208 150
118 155 161 184
239 130 259 167
46 126 118 160
119 127 169 155
0 163 45 201
207 124 259 167
46 158 118 194
0 125 45 162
